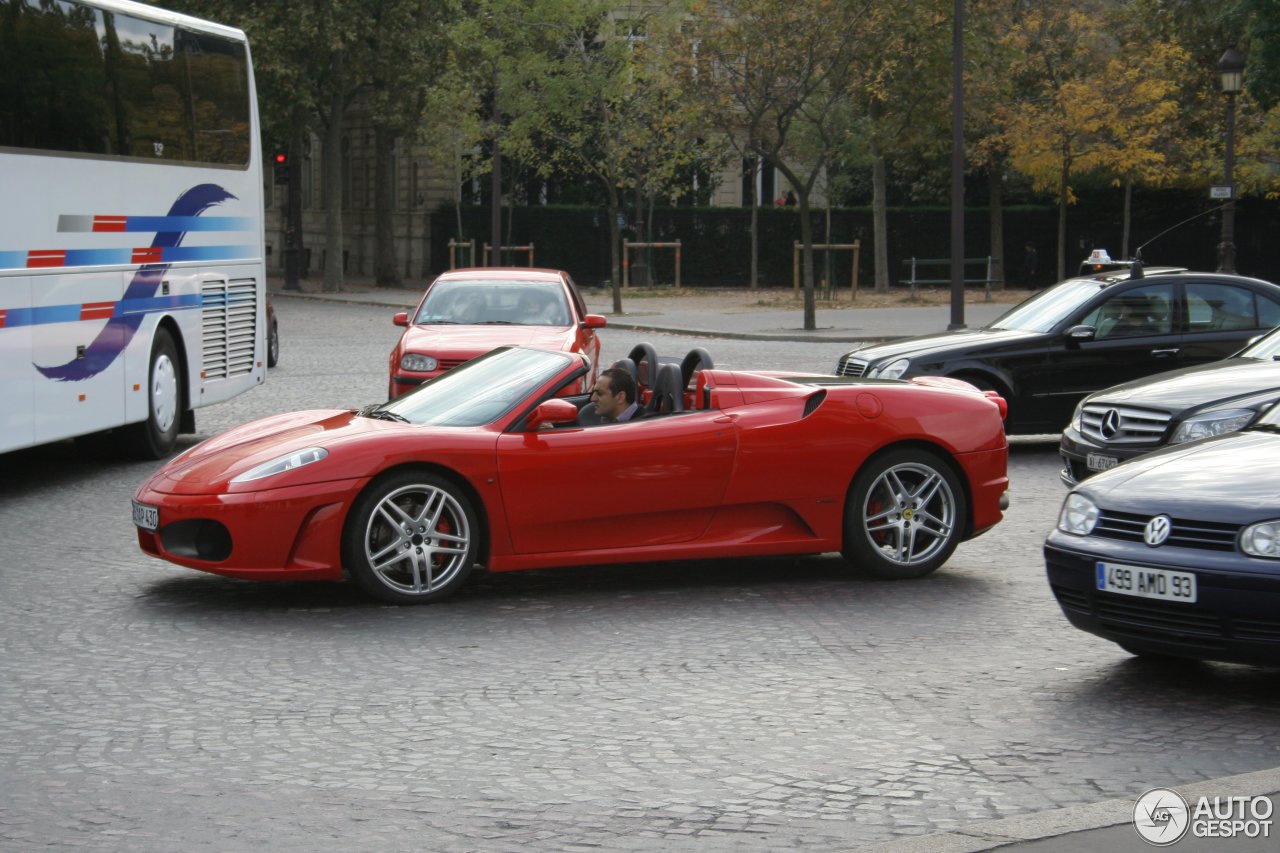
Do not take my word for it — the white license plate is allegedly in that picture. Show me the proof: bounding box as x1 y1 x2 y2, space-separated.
132 500 159 531
1087 452 1119 472
1096 562 1197 603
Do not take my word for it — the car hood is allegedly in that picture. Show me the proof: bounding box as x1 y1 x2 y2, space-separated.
398 324 572 353
1084 357 1280 410
142 409 410 495
1079 430 1280 518
843 327 1039 363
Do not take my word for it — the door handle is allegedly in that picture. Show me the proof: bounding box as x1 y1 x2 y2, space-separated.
1150 348 1180 357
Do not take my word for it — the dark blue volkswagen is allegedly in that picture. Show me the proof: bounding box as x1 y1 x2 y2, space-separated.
1044 402 1280 665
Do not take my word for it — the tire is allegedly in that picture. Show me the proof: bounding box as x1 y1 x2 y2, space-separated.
842 448 967 579
121 327 183 459
267 318 280 367
343 471 479 604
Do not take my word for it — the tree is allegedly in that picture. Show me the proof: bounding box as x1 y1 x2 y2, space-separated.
363 1 456 287
688 0 874 330
999 3 1129 280
527 2 707 311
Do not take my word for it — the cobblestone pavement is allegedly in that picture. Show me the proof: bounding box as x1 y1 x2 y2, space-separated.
1 299 1276 852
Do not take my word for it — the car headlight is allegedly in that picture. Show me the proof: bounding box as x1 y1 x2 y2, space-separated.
871 358 910 380
400 353 438 372
1069 400 1084 433
231 447 328 483
1169 409 1255 444
1057 493 1099 535
1241 520 1280 558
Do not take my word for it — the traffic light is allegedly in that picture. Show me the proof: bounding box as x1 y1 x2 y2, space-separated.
272 149 289 183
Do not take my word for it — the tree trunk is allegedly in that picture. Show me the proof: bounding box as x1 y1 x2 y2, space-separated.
750 155 759 289
872 152 889 293
798 187 815 330
607 184 623 313
373 125 400 287
283 115 306 290
1122 175 1133 259
988 167 1004 290
1056 156 1069 282
321 76 345 293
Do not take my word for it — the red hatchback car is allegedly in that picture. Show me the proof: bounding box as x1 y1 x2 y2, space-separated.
388 267 606 398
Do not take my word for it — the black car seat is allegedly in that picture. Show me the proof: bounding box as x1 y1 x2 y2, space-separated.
645 363 685 415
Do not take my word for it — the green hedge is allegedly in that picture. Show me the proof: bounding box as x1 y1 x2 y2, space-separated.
431 193 1280 288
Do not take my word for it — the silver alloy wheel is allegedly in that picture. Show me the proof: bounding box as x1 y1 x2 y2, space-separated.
860 461 958 566
151 353 179 434
362 483 472 596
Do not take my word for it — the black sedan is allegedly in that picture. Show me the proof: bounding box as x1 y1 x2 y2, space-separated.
1060 325 1280 485
835 269 1280 434
1044 406 1280 665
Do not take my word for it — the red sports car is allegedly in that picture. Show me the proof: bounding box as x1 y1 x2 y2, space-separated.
133 345 1010 604
388 267 605 398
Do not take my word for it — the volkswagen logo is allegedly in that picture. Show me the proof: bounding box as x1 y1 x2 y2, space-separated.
1144 515 1172 547
1100 409 1121 439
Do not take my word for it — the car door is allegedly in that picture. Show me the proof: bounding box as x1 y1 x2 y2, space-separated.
1041 282 1181 427
1178 279 1280 363
495 412 738 555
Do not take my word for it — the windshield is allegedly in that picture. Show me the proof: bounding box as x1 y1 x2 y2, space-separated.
1240 326 1280 359
375 347 575 427
988 279 1108 333
413 279 571 326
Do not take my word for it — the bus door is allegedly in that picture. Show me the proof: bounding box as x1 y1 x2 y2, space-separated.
31 270 128 444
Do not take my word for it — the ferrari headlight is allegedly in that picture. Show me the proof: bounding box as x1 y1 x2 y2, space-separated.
1169 409 1255 444
1057 493 1099 535
871 358 911 380
231 447 328 483
400 353 438 372
1241 520 1280 558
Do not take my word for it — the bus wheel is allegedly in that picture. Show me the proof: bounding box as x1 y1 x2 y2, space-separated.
122 328 183 459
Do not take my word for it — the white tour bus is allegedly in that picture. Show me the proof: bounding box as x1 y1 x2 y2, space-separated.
0 0 267 458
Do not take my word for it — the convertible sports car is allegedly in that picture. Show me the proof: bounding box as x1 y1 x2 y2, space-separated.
133 345 1010 604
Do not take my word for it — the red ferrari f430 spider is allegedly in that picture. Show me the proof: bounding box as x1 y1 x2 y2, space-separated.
133 345 1009 604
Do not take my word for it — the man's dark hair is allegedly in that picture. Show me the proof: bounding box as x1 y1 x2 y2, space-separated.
601 367 637 404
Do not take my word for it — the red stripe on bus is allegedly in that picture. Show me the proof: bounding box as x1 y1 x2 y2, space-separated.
80 302 115 320
94 217 128 232
27 250 67 268
131 247 163 264
0 310 7 328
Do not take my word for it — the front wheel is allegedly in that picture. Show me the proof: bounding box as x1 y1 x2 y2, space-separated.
121 327 183 459
343 471 479 604
842 448 967 579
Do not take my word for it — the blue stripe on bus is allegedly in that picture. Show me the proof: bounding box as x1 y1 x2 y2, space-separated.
1 294 207 328
124 216 256 232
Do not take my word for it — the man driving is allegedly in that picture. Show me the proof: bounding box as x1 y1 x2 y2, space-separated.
590 368 641 423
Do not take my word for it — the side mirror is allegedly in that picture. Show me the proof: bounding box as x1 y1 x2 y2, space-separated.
1065 324 1095 346
393 311 409 327
526 398 578 430
582 314 607 329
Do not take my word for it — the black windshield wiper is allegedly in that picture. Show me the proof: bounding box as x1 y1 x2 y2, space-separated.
475 320 516 325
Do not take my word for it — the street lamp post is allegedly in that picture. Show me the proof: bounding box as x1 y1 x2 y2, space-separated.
1217 47 1245 274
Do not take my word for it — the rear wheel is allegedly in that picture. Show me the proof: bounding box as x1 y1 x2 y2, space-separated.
121 327 183 459
267 317 280 367
842 448 967 579
343 471 479 604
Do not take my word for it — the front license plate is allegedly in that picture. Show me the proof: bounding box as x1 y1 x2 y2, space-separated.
1096 562 1197 603
132 500 159 532
1086 452 1119 472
